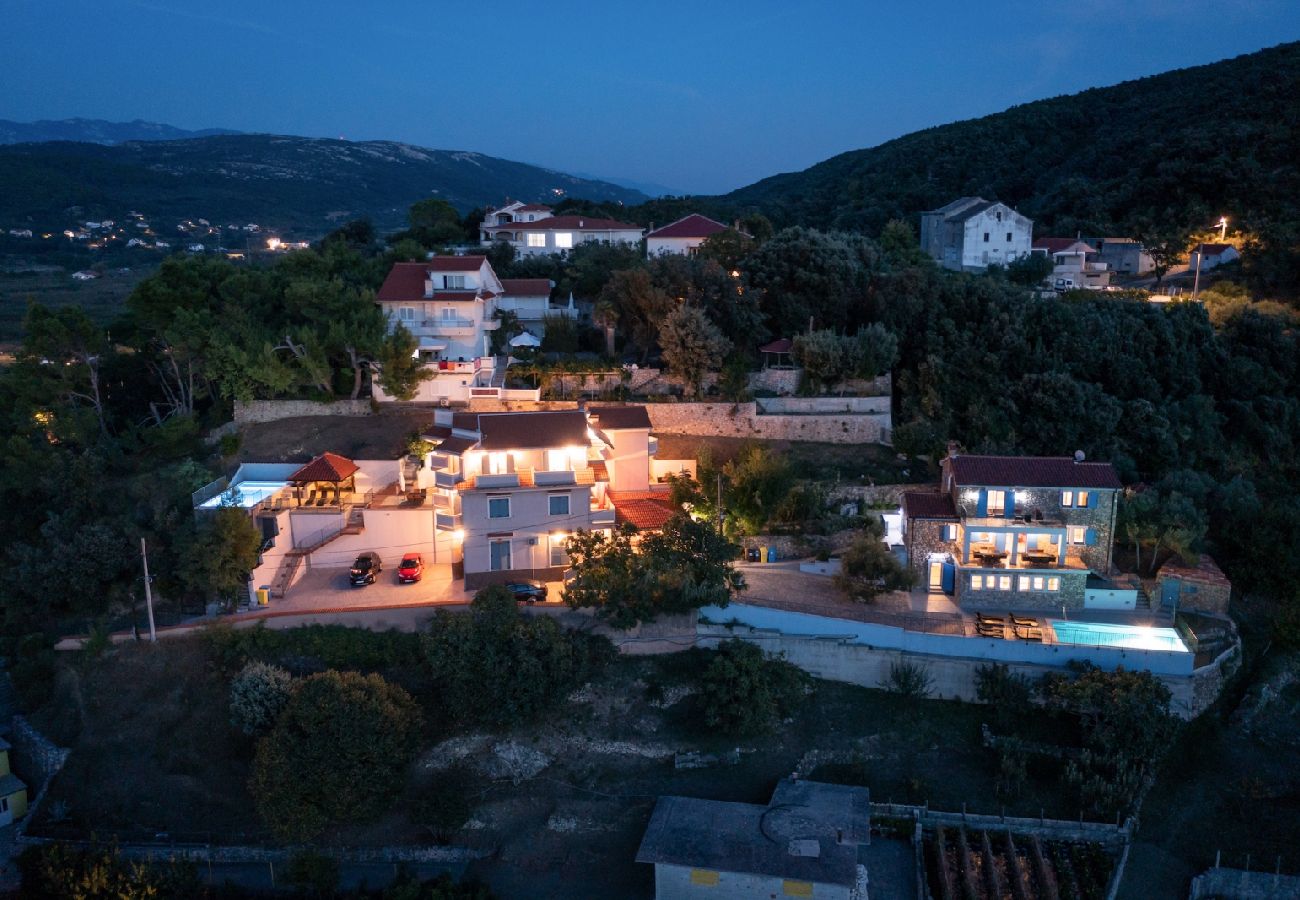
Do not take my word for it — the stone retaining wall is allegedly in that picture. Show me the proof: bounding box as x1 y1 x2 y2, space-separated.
233 399 372 425
9 715 69 793
644 402 891 445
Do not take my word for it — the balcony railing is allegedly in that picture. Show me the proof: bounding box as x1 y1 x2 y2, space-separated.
434 471 464 489
435 511 462 530
422 317 479 331
462 466 596 491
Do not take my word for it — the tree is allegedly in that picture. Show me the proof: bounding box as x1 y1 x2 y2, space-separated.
792 329 847 394
563 517 744 628
251 670 422 840
20 304 114 438
599 268 672 360
423 586 613 727
699 639 809 735
975 663 1034 730
592 300 619 358
229 661 295 736
742 227 881 337
1006 252 1054 286
19 843 200 899
373 323 434 401
721 445 794 534
657 303 731 396
180 507 262 602
835 520 914 602
403 198 465 248
697 228 755 271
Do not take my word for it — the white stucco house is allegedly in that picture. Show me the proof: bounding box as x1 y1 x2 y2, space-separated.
645 214 740 257
1032 237 1111 290
480 203 643 257
1189 243 1239 272
920 196 1034 272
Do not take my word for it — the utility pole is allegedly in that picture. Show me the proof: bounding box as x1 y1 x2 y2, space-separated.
140 537 157 643
716 472 724 536
1191 250 1204 300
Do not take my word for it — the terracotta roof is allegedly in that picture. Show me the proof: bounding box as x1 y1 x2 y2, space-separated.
484 216 641 232
588 405 651 430
475 410 591 451
289 452 359 483
590 460 609 482
426 256 486 271
646 214 736 240
948 455 1122 490
902 490 957 520
500 278 552 297
610 490 678 531
376 262 429 302
1158 554 1231 587
759 338 793 354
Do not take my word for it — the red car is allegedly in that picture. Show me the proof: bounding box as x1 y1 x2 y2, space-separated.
397 553 424 583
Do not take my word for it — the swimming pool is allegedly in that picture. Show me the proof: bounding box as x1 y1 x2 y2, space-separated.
1049 620 1190 653
197 480 289 510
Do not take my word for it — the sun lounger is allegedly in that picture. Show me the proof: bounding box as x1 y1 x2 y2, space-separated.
1011 615 1039 627
976 612 1005 625
304 488 317 506
977 622 1006 638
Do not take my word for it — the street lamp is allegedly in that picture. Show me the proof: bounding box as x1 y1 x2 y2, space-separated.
1217 216 1228 242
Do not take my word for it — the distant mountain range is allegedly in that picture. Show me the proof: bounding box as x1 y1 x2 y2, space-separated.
0 133 647 234
0 117 243 145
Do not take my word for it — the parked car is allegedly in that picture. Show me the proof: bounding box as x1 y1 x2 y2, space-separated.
397 553 424 584
349 551 382 586
505 580 547 604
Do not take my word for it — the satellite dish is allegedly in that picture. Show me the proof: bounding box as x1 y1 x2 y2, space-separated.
1074 450 1086 462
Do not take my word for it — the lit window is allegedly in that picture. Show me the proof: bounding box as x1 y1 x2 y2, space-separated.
554 232 574 249
783 881 814 898
971 575 984 590
527 233 546 247
1048 577 1061 591
1032 576 1045 590
998 575 1012 591
1062 491 1074 507
1069 526 1086 545
986 490 1006 515
548 494 570 516
1018 576 1030 591
488 497 510 519
690 869 719 886
488 452 509 475
444 275 465 289
1077 491 1090 508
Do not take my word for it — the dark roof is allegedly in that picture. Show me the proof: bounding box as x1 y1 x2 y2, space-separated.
1193 243 1234 256
430 435 478 455
450 412 479 430
636 780 869 888
1158 554 1231 587
289 452 358 483
947 200 996 221
376 262 428 303
0 773 24 799
948 455 1122 490
759 338 793 354
610 490 677 531
516 204 551 212
500 278 552 297
487 215 640 232
646 214 735 239
426 256 486 271
1033 237 1087 254
588 405 651 430
476 410 590 451
902 490 958 520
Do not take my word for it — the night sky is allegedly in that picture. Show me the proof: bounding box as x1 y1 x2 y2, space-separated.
3 0 1298 194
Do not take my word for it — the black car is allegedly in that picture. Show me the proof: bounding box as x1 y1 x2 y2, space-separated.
349 552 382 586
505 580 547 604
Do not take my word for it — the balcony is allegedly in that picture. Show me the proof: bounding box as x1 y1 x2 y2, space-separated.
434 471 464 489
462 466 596 491
435 511 462 530
422 317 480 336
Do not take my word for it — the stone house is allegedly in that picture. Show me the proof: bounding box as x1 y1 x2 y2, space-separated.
1156 555 1231 615
920 196 1034 272
902 449 1122 611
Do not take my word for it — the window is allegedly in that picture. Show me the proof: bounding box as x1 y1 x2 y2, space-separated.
488 452 509 475
549 535 568 567
527 233 546 248
444 275 465 289
1006 232 1013 242
1076 491 1090 508
996 211 1003 222
548 494 570 516
783 881 814 898
488 497 510 519
489 539 511 571
398 306 415 322
1018 575 1030 591
1062 490 1074 507
554 232 574 249
998 575 1012 591
971 575 984 590
943 524 957 540
527 214 535 222
690 870 720 886
1032 576 1045 590
1069 526 1086 545
983 232 990 243
546 448 568 471
442 307 458 322
1047 577 1061 591
986 490 1006 516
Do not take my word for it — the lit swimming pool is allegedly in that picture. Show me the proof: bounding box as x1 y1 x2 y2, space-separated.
197 480 289 509
1049 620 1190 653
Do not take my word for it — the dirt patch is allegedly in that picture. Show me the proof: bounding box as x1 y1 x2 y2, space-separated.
652 433 922 485
237 411 432 463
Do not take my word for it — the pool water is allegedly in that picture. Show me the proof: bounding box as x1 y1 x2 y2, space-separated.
1049 620 1190 653
197 480 289 510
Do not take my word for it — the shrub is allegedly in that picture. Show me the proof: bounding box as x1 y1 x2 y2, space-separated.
883 660 934 699
18 843 199 898
414 765 476 843
229 660 294 735
8 633 57 712
284 850 339 896
699 639 810 735
974 663 1034 729
251 670 423 840
834 522 914 602
206 623 423 674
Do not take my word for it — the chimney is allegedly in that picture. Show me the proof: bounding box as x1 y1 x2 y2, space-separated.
578 219 585 228
947 441 961 459
423 277 433 299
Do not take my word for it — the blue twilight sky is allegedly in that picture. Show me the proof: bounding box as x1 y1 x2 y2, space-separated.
2 0 1298 195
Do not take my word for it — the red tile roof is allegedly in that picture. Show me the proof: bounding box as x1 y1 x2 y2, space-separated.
376 262 429 302
902 490 957 520
759 338 793 354
500 278 552 297
427 256 486 271
948 455 1122 490
1158 554 1231 587
289 452 359 483
610 490 678 531
1032 238 1082 254
646 214 733 240
588 405 651 430
485 216 641 232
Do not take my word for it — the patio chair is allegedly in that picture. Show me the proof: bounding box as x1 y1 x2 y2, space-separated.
1015 625 1044 642
316 487 330 507
304 487 318 506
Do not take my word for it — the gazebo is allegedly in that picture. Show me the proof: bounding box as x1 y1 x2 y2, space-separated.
289 452 359 507
759 338 794 369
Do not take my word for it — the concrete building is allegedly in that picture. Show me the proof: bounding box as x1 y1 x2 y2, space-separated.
902 448 1122 611
637 779 872 899
645 214 740 256
1189 243 1239 272
920 197 1033 272
481 209 643 257
1094 238 1154 276
1031 238 1111 290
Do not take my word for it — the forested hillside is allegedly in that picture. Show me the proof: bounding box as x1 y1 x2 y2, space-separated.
722 42 1300 295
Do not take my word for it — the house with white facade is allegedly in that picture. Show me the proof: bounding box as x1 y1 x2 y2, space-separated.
920 197 1033 272
481 206 643 257
1032 238 1111 290
1189 243 1239 272
644 214 740 256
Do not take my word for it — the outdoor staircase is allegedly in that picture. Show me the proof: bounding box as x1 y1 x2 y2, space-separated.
267 518 365 599
490 355 508 388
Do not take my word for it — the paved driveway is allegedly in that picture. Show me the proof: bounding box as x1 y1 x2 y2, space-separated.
276 562 474 612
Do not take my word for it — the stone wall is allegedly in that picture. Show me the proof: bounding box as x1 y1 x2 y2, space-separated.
233 399 373 425
748 367 800 395
1190 867 1300 899
9 715 69 792
644 402 891 445
905 519 957 577
756 395 890 415
957 569 1088 611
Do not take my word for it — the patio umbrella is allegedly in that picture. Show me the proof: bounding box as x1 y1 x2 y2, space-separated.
509 332 542 348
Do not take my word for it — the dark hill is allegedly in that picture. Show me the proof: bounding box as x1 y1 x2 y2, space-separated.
721 42 1300 288
0 134 646 234
0 118 242 145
